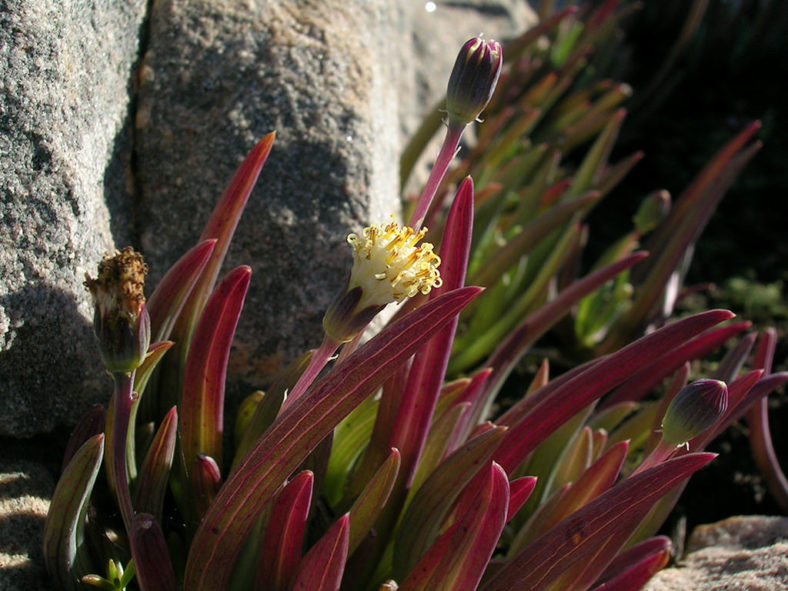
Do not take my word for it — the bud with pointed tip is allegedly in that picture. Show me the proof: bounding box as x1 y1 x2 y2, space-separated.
661 379 728 446
446 37 503 125
84 247 150 373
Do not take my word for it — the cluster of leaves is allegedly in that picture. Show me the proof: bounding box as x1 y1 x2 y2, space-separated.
44 2 787 591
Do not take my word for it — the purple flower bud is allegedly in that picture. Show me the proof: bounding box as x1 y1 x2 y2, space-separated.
85 247 150 373
661 379 728 446
446 37 503 125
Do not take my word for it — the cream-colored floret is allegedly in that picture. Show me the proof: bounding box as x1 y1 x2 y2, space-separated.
347 220 442 310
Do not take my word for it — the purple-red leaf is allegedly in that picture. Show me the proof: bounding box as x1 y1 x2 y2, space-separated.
495 310 733 473
481 453 715 591
602 322 750 408
129 513 177 591
484 252 649 400
391 177 474 485
256 471 313 591
394 425 507 577
146 239 217 343
181 266 251 474
400 462 509 591
595 536 671 588
290 514 350 591
192 454 222 519
748 329 788 511
184 287 480 591
507 476 538 522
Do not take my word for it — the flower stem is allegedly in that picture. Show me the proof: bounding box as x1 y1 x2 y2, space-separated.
280 335 339 413
408 122 465 231
109 371 136 533
633 435 679 476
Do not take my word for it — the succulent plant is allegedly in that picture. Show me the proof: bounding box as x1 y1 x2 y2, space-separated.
44 5 787 591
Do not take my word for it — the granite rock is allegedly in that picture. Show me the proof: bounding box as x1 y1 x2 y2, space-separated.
135 0 535 398
644 516 788 591
0 0 534 437
0 0 147 436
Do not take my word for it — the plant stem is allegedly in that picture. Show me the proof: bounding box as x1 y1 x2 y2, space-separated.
110 371 136 533
633 435 678 476
408 122 465 231
280 334 339 413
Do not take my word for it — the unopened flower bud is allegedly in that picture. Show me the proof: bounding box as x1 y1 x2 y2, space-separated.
661 379 728 446
446 37 503 125
323 220 442 343
85 247 150 373
633 190 671 234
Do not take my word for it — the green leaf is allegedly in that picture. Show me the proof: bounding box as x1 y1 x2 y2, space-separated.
133 406 177 523
348 448 401 555
43 434 104 591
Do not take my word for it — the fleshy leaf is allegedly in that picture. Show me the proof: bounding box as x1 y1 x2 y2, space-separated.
146 239 217 344
494 310 733 474
256 471 314 591
481 453 715 591
602 322 750 408
390 177 474 486
394 426 507 578
61 405 105 473
747 329 788 511
507 476 538 522
181 266 251 474
595 536 672 589
192 454 222 519
590 546 670 591
484 252 649 400
184 287 481 591
133 406 177 523
43 434 104 591
129 513 177 591
290 514 350 591
399 462 509 591
348 448 401 555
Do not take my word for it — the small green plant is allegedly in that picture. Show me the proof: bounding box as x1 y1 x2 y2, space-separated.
45 5 787 591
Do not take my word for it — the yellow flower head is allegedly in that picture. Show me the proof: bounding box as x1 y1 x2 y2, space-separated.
347 220 442 310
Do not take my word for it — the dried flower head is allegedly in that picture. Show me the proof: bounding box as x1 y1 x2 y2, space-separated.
323 220 442 343
85 247 150 373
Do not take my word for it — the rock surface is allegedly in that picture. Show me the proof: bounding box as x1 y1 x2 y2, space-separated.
644 515 788 590
0 0 534 439
0 459 54 591
0 0 147 436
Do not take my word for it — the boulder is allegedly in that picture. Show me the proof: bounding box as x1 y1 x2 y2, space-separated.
0 0 147 436
644 515 788 590
0 0 534 437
